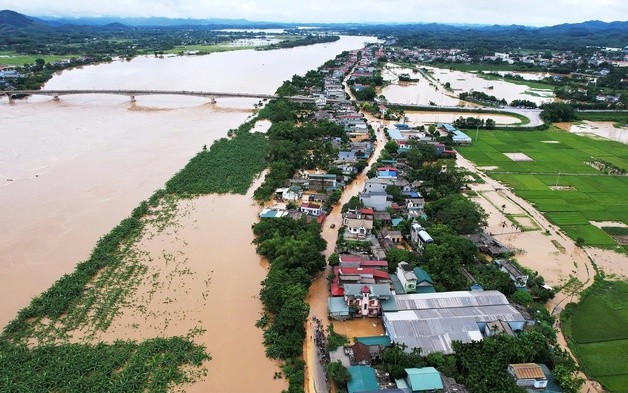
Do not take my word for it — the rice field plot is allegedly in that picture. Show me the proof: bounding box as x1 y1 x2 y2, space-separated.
458 129 628 247
563 280 628 392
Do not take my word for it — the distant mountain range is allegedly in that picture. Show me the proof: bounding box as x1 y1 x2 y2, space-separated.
1 9 627 50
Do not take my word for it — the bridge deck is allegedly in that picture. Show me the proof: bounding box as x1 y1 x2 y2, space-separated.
2 89 332 103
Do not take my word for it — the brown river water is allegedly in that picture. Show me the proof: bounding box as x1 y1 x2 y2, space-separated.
0 35 375 391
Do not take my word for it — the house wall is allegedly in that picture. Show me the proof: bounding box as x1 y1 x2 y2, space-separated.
360 194 391 211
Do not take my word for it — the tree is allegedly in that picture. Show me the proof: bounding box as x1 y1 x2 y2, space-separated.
384 140 399 154
425 194 487 235
342 196 364 213
385 248 416 273
511 290 533 307
386 185 405 204
485 118 496 130
327 360 351 386
354 86 377 101
328 252 340 266
406 143 437 167
540 102 575 122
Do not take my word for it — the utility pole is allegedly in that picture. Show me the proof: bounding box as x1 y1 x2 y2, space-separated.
555 172 561 187
475 124 480 141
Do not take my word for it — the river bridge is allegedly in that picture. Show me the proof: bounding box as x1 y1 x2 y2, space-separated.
2 89 546 126
1 89 331 104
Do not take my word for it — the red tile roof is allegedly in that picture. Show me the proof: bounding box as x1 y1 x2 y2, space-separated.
377 166 398 171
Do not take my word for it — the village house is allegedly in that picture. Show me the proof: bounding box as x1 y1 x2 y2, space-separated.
359 191 392 211
344 284 393 318
396 262 417 293
339 254 388 270
377 166 398 179
300 202 322 216
404 191 425 218
306 173 338 191
355 336 392 362
413 267 436 293
495 259 529 288
331 266 392 296
398 367 444 393
508 363 548 390
275 185 303 201
411 223 434 250
343 208 374 240
363 178 394 193
379 228 404 244
463 232 511 257
347 366 379 393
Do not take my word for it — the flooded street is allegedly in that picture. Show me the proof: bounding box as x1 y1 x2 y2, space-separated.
0 35 374 391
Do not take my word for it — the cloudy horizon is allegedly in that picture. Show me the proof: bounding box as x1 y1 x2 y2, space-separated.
2 0 627 27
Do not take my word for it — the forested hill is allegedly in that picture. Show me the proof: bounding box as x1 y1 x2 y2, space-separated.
344 20 628 50
2 8 627 52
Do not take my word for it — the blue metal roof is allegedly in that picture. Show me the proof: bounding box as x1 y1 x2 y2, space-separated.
452 130 472 141
328 297 350 317
347 366 379 393
387 128 404 141
356 336 392 347
405 367 443 391
391 217 404 227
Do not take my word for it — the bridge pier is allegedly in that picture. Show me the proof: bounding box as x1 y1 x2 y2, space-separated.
5 93 13 103
52 95 60 102
130 95 136 103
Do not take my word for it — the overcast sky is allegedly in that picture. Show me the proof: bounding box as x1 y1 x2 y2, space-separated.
3 0 627 26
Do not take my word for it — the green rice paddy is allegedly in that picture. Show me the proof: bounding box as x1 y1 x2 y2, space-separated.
563 280 628 392
458 128 628 249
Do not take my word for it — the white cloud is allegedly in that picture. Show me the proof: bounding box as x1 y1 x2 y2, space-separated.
2 0 626 25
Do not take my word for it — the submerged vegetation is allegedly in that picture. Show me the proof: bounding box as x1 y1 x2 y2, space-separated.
166 122 268 196
0 120 271 390
0 337 210 392
260 34 340 50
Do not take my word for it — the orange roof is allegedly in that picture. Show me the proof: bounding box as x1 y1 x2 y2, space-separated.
509 364 546 380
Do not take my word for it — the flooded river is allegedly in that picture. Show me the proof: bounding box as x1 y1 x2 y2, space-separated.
0 35 374 391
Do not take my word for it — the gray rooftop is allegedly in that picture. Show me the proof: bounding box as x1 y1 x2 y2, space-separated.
383 291 525 355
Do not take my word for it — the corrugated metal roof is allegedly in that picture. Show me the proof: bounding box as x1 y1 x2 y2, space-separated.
510 363 546 380
356 336 392 347
383 291 524 355
328 297 349 316
394 290 509 310
347 366 379 393
412 267 433 285
405 367 443 391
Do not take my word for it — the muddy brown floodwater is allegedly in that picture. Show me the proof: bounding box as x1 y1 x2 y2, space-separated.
0 35 376 392
84 177 288 392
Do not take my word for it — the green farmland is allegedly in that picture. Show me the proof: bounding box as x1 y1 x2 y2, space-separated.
457 128 628 250
562 280 628 392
